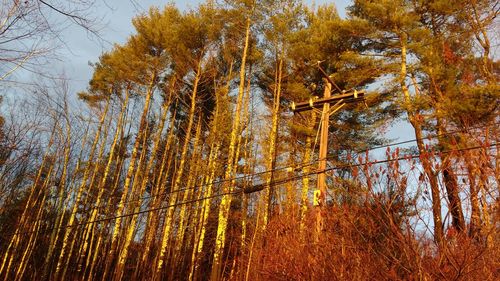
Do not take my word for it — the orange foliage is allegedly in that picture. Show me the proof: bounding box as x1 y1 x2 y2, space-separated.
238 206 499 280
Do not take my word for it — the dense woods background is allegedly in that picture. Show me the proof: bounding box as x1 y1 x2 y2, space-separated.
0 0 498 280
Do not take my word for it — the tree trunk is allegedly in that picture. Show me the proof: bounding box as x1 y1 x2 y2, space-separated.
300 111 316 231
155 63 202 279
78 91 130 279
103 74 156 281
211 15 251 280
53 98 111 279
464 151 482 238
400 32 443 245
188 65 231 279
263 58 283 227
115 96 171 281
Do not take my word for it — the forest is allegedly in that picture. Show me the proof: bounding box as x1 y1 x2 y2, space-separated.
0 0 498 280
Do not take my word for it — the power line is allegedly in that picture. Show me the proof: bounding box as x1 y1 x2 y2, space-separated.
12 119 497 233
6 142 497 238
3 120 497 213
342 120 500 154
261 142 499 192
6 189 243 238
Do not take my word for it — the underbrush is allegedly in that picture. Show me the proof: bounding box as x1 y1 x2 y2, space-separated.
237 207 499 280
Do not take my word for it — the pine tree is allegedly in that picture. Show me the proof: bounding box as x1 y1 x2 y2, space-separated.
347 0 446 244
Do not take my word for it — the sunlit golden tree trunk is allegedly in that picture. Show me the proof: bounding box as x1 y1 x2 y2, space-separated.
170 118 203 273
65 105 115 275
78 91 130 280
474 134 494 246
52 97 110 279
86 143 128 281
238 62 254 263
155 63 202 279
21 111 73 280
14 162 55 280
188 122 221 280
59 103 115 281
0 121 58 279
114 94 172 281
42 118 91 280
400 33 443 244
227 62 254 278
211 14 252 280
137 107 178 279
300 112 316 231
102 73 156 280
263 58 283 227
189 62 234 280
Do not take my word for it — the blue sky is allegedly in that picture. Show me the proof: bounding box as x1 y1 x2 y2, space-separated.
56 1 351 93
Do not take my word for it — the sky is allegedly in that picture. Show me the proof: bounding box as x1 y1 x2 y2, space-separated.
56 0 350 93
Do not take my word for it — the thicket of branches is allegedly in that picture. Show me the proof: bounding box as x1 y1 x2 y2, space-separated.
0 0 498 280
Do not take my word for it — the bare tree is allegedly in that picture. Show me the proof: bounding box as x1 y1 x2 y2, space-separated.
0 0 103 83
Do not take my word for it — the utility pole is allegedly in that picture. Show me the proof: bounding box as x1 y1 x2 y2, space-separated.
291 66 366 238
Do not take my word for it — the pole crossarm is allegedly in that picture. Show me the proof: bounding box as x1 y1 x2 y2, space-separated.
290 81 369 239
291 90 365 113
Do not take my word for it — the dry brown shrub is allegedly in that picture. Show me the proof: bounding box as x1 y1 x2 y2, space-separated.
239 205 498 281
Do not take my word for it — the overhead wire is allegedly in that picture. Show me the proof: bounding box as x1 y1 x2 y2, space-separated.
6 141 497 238
244 142 499 194
8 120 497 211
7 190 243 238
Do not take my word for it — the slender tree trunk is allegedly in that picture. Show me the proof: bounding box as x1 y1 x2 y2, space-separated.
110 121 151 280
155 63 202 279
53 97 111 279
0 122 58 280
77 91 130 280
211 15 252 280
170 118 203 277
400 32 443 245
467 1 494 82
464 151 482 238
48 122 91 279
87 150 127 281
102 74 156 280
236 63 254 278
437 121 465 232
300 111 316 231
263 58 283 227
189 61 233 281
138 107 178 279
442 163 465 231
114 101 170 281
188 100 224 280
41 126 71 279
477 141 493 247
60 102 115 280
190 141 220 281
14 169 54 280
245 206 261 281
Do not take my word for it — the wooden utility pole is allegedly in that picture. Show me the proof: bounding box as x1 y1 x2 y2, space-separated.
316 81 331 234
291 67 366 238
